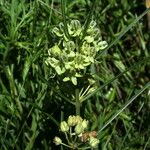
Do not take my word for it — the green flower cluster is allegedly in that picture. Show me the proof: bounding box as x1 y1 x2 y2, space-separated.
45 20 107 85
53 115 99 149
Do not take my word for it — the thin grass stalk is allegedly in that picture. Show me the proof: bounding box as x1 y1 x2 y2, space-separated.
97 8 150 59
98 81 150 134
82 56 150 102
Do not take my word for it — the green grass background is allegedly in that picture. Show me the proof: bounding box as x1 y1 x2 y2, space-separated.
0 0 150 149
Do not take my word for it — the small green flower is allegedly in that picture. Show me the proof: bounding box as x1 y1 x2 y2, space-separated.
68 20 82 36
97 41 108 50
52 27 64 37
53 136 62 145
84 36 94 43
89 137 99 148
60 121 69 132
75 123 85 135
71 76 77 85
74 118 88 135
49 45 62 56
75 115 83 124
63 77 70 82
55 66 62 74
67 115 83 127
81 119 88 129
67 115 76 126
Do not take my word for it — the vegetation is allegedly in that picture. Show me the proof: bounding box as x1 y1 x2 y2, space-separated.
0 0 150 149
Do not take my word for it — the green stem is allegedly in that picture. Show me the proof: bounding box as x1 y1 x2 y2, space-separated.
61 142 72 148
78 147 91 150
64 132 71 145
75 89 80 115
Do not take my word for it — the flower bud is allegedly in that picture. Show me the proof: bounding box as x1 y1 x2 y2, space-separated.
60 121 69 132
75 115 83 124
52 27 63 37
53 136 62 145
84 36 94 43
75 123 84 135
89 137 99 148
50 45 61 56
98 41 108 50
68 115 76 126
81 119 88 130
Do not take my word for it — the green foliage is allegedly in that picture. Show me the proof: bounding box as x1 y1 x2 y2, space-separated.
0 0 150 150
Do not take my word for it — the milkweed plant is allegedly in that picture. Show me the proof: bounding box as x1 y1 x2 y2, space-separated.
45 20 108 149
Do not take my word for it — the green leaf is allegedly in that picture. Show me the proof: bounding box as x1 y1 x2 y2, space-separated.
22 56 31 81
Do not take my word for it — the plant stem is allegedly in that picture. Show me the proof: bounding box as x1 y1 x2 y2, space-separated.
75 89 80 115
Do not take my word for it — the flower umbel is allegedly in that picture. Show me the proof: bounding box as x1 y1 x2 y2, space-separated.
45 20 108 85
54 115 99 149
